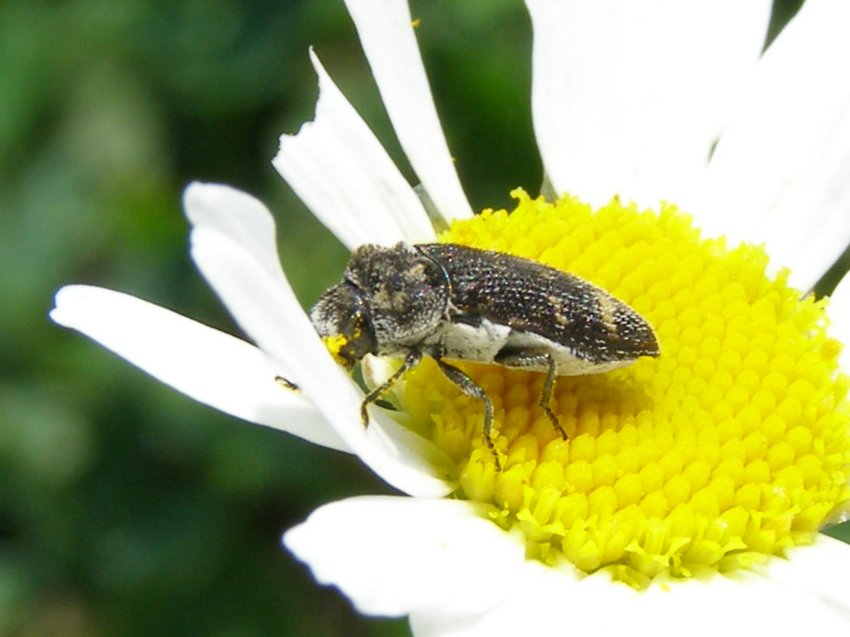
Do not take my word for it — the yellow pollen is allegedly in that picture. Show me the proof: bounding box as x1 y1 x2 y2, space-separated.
323 334 351 366
402 189 850 587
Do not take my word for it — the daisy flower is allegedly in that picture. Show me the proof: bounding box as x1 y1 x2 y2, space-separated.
51 0 850 635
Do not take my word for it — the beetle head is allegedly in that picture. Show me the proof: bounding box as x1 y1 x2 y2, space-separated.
310 281 376 369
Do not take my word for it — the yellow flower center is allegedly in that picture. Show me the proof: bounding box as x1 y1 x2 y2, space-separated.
402 189 850 587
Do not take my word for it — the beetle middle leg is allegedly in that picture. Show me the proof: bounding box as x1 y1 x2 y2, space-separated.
434 358 500 470
360 350 422 426
494 350 567 440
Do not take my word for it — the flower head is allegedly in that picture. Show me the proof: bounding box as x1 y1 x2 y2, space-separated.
51 0 850 635
403 190 850 585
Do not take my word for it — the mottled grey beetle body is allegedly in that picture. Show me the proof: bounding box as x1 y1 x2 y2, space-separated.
310 242 659 465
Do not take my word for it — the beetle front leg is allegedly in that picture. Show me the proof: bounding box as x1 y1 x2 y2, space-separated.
360 350 422 426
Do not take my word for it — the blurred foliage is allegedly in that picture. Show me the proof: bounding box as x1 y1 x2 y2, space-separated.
0 1 846 636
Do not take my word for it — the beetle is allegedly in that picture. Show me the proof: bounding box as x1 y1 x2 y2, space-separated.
310 242 660 465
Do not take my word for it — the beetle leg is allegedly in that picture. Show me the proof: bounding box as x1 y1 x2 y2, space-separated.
274 375 300 391
360 350 422 426
434 358 500 470
494 350 567 440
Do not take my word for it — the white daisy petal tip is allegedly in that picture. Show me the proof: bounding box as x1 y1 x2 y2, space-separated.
50 284 350 451
182 179 214 206
183 180 257 225
51 284 103 331
282 496 526 618
183 181 280 259
50 284 76 325
343 0 473 223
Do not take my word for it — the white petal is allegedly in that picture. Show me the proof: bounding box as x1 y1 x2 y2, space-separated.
182 182 284 284
759 536 850 617
273 50 435 249
410 561 610 637
527 0 770 209
344 0 473 223
694 0 850 291
184 183 455 497
50 285 347 451
830 271 850 374
413 543 850 636
283 496 525 617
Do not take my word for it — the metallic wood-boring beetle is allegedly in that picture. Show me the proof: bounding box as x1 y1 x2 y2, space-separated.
310 242 660 465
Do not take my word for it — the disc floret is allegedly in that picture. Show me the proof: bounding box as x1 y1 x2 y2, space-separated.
403 189 850 586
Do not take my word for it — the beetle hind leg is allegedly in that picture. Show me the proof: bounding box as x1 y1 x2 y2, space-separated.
494 349 567 440
434 358 500 471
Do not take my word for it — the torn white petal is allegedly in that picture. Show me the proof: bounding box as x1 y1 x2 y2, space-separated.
344 0 472 224
527 0 770 209
50 285 347 451
273 50 435 249
185 184 454 497
284 496 524 617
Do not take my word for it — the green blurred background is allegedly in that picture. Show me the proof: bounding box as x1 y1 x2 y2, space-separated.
2 1 847 636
